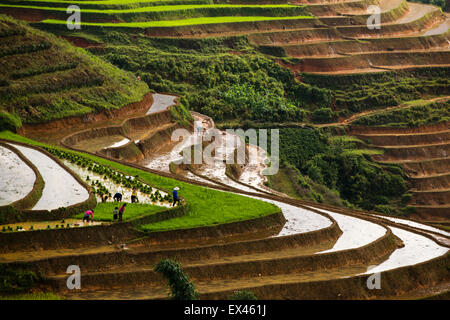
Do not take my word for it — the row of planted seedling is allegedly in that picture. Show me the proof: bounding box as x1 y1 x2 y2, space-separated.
1 219 77 232
44 147 173 203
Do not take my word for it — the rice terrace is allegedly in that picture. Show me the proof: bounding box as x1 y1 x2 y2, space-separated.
0 0 449 305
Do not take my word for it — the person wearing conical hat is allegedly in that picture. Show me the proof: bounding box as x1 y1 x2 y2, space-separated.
172 187 180 207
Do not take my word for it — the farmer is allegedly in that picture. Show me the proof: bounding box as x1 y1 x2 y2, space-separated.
102 193 108 203
83 209 94 223
118 203 126 222
113 207 119 222
172 187 180 207
113 192 122 202
131 188 138 203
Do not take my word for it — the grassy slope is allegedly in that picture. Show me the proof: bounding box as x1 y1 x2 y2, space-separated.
352 99 450 127
0 15 149 127
41 15 313 28
0 4 304 12
0 131 280 231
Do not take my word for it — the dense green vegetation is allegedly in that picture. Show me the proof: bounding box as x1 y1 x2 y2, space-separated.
0 131 280 231
301 68 450 121
0 15 148 128
0 264 38 294
352 99 450 127
270 128 408 213
155 258 199 300
79 32 329 124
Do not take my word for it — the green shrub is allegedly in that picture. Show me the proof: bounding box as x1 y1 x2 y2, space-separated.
0 111 21 132
0 264 38 294
312 107 334 123
229 290 257 300
154 259 199 300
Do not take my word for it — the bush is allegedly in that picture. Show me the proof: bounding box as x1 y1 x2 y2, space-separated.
0 111 22 132
154 259 199 300
0 264 38 294
229 290 257 300
312 107 334 123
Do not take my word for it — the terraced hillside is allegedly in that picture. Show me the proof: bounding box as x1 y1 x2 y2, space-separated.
0 14 148 131
0 0 449 301
350 105 450 221
0 133 449 300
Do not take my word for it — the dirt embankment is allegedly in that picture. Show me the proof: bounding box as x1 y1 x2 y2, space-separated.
19 93 154 141
27 220 342 276
350 122 450 135
356 130 450 146
144 19 319 38
410 190 450 206
282 33 449 58
199 253 450 300
402 158 450 177
46 229 397 291
336 6 444 38
411 174 450 190
411 206 450 220
298 51 450 73
60 36 104 49
248 28 343 46
373 143 450 162
307 0 379 17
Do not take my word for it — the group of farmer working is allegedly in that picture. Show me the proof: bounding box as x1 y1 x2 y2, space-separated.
82 186 181 224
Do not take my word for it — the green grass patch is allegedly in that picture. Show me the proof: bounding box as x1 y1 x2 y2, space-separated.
341 149 384 156
0 292 62 300
42 15 314 28
0 131 280 231
352 99 450 128
72 202 166 222
0 4 305 13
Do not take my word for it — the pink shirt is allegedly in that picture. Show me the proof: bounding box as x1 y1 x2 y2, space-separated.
85 210 94 218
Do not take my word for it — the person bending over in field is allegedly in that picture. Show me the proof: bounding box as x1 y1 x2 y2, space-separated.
83 209 94 224
113 192 122 202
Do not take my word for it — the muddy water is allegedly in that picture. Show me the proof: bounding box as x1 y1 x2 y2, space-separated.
146 94 176 115
106 138 130 149
372 214 450 237
62 160 171 207
8 143 89 211
311 208 387 253
73 135 129 153
0 146 35 206
423 15 449 36
0 218 103 233
360 226 448 274
143 132 198 172
237 144 268 190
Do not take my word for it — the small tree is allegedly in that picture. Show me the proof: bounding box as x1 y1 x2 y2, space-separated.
154 258 199 300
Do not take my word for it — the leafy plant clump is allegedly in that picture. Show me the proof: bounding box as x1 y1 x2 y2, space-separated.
229 290 257 300
0 264 39 294
154 259 199 300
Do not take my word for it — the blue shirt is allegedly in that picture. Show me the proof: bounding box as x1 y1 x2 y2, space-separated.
172 190 178 199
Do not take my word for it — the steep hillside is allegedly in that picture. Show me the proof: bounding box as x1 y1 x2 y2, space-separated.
0 15 149 131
